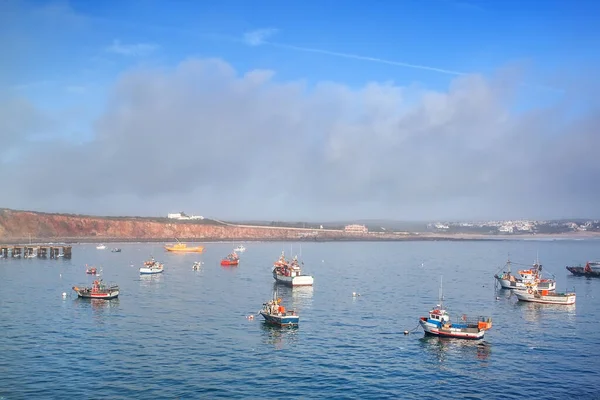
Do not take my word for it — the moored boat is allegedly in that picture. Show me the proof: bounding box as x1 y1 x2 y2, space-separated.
272 252 314 286
111 248 121 253
514 286 576 305
259 295 299 327
192 261 202 270
72 279 119 299
86 266 97 275
139 257 164 274
234 244 246 253
566 262 600 278
96 244 106 250
419 277 492 340
164 240 204 253
221 252 239 266
494 257 556 291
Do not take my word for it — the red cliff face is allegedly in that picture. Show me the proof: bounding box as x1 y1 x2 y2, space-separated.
0 209 375 242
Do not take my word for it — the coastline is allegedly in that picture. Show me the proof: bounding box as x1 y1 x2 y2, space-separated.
1 231 598 245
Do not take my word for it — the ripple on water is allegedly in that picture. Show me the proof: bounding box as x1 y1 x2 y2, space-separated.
1 241 600 399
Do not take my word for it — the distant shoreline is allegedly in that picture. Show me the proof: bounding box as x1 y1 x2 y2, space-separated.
1 232 598 245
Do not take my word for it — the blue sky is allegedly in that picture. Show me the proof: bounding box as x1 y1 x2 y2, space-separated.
1 0 599 220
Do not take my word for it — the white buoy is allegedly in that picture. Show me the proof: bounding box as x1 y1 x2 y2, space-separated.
62 292 67 298
352 292 357 297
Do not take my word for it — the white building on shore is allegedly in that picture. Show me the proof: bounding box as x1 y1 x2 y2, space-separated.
167 212 204 220
344 224 369 234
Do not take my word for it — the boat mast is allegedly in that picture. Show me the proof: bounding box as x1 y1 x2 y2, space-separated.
439 275 444 309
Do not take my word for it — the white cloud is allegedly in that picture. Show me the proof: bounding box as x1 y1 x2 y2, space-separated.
243 28 278 46
106 39 158 56
0 58 598 221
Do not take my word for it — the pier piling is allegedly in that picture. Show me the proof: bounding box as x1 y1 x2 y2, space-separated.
0 244 72 259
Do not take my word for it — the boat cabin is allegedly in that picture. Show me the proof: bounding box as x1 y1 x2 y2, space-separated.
428 308 450 325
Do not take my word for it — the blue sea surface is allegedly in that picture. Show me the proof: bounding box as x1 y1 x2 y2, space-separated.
1 240 600 399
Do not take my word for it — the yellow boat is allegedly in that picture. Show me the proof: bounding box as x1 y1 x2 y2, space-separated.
164 242 205 253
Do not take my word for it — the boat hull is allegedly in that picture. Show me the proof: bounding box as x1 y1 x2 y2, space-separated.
139 267 164 275
419 318 485 340
566 266 600 278
272 270 314 286
514 290 576 305
165 246 204 253
260 311 299 327
74 289 119 299
221 260 239 266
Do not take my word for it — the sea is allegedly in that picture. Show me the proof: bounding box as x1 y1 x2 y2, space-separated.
1 239 600 399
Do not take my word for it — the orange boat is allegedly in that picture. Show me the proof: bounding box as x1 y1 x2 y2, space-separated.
164 242 205 253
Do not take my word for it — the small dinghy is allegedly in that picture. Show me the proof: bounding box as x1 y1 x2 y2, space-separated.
220 252 239 266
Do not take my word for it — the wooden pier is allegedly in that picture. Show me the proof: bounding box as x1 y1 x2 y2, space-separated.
0 244 72 259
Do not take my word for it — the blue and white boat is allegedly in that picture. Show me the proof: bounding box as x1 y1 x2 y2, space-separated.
259 295 299 327
419 277 492 340
139 257 164 275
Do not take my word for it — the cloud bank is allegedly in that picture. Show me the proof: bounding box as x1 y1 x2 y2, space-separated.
1 58 598 221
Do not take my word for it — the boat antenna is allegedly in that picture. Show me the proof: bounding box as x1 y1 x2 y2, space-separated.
439 275 444 308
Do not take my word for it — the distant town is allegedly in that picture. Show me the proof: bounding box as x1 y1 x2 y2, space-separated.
427 219 600 235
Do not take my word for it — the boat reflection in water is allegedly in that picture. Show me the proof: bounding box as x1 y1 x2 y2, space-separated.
272 283 314 311
420 336 492 364
518 301 576 324
139 273 164 289
260 323 299 351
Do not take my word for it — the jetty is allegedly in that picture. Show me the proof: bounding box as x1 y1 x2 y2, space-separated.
0 244 72 259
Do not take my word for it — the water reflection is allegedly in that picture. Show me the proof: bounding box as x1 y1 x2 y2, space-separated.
260 322 299 350
420 336 491 363
519 301 576 323
74 297 120 310
139 273 164 288
272 283 314 311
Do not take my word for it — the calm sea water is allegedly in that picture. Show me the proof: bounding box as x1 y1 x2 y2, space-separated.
1 240 600 399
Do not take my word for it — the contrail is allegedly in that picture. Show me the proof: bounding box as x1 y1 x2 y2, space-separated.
263 41 467 76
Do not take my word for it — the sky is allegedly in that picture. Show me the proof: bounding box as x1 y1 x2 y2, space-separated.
1 0 599 222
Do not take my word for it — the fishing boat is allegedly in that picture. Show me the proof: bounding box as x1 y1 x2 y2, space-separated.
192 261 202 270
419 277 492 340
85 266 97 275
139 257 164 274
234 244 246 253
164 239 204 253
72 279 119 299
96 244 106 250
566 262 600 278
220 252 239 266
514 285 576 305
111 248 121 253
259 294 299 327
494 256 556 291
272 251 314 286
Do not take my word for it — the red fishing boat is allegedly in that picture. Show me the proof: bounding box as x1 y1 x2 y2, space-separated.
72 279 120 299
220 252 240 266
85 265 97 275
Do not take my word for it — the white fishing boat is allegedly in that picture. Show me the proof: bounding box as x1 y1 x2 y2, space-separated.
494 256 556 291
272 251 314 286
139 257 164 275
514 286 576 305
419 276 493 340
96 244 106 250
234 244 246 253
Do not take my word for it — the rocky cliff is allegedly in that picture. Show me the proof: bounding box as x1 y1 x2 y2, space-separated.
0 209 379 242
